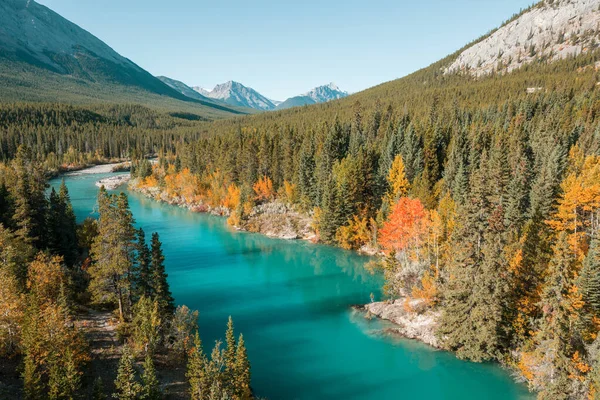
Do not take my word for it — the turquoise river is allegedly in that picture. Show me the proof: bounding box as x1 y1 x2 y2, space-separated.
52 171 533 400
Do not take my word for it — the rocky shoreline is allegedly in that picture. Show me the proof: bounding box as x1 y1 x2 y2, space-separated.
356 299 441 348
95 174 131 190
129 178 315 241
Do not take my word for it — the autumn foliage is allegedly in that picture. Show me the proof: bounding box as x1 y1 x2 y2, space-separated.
379 197 429 254
253 176 275 202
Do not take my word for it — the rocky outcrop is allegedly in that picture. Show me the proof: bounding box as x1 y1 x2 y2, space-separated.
95 174 130 190
359 299 441 348
244 201 314 240
446 0 600 76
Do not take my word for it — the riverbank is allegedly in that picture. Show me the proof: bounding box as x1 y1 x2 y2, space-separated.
96 174 131 190
62 162 130 176
357 299 441 348
129 178 315 241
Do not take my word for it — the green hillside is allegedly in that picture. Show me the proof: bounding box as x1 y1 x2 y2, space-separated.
0 0 244 119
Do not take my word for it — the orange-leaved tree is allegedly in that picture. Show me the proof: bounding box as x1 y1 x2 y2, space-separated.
379 197 429 257
253 176 275 202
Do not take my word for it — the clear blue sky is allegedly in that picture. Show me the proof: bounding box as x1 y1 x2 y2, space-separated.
38 0 534 100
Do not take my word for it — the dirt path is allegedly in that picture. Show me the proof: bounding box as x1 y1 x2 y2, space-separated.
77 309 121 396
77 309 189 399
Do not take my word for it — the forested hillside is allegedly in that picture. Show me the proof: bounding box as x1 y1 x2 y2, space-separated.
0 0 245 118
130 45 600 398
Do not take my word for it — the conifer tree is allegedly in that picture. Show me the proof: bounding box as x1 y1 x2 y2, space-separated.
46 181 79 267
187 332 208 400
234 334 251 400
297 136 317 206
318 176 341 243
92 377 107 400
23 352 43 400
113 345 142 400
439 156 498 361
580 236 600 315
90 189 137 320
131 296 162 356
141 354 161 400
150 232 175 318
135 228 152 299
535 232 580 399
57 180 79 266
224 316 236 391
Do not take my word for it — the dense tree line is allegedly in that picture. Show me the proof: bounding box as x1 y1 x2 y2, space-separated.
0 103 210 172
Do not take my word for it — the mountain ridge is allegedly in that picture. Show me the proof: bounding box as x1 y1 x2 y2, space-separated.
446 0 600 76
0 0 243 117
276 83 348 110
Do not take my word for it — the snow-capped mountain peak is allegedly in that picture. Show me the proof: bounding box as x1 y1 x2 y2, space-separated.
303 83 348 103
194 81 276 111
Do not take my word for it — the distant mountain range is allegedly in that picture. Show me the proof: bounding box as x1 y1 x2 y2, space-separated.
201 81 278 111
275 83 348 110
160 79 349 111
0 0 243 118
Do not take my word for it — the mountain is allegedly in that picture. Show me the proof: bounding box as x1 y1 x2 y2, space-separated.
157 76 212 102
198 81 277 111
276 83 348 110
192 86 212 97
446 0 600 76
0 0 242 118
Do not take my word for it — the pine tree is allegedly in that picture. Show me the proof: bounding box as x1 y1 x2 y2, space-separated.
47 347 81 400
536 232 580 399
297 136 317 206
131 296 162 356
57 180 79 267
135 228 152 299
90 189 137 321
318 176 341 243
141 354 161 400
46 182 79 267
438 155 499 361
400 123 423 183
113 345 142 400
150 232 175 318
0 182 13 228
234 334 251 400
580 236 600 315
187 332 208 400
23 353 43 400
92 377 107 400
224 316 236 391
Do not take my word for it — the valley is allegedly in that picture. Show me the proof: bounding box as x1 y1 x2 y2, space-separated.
1 0 600 399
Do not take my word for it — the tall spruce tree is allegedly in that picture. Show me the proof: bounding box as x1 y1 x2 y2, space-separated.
150 232 175 318
134 228 152 300
234 334 251 400
141 354 161 400
580 236 600 315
